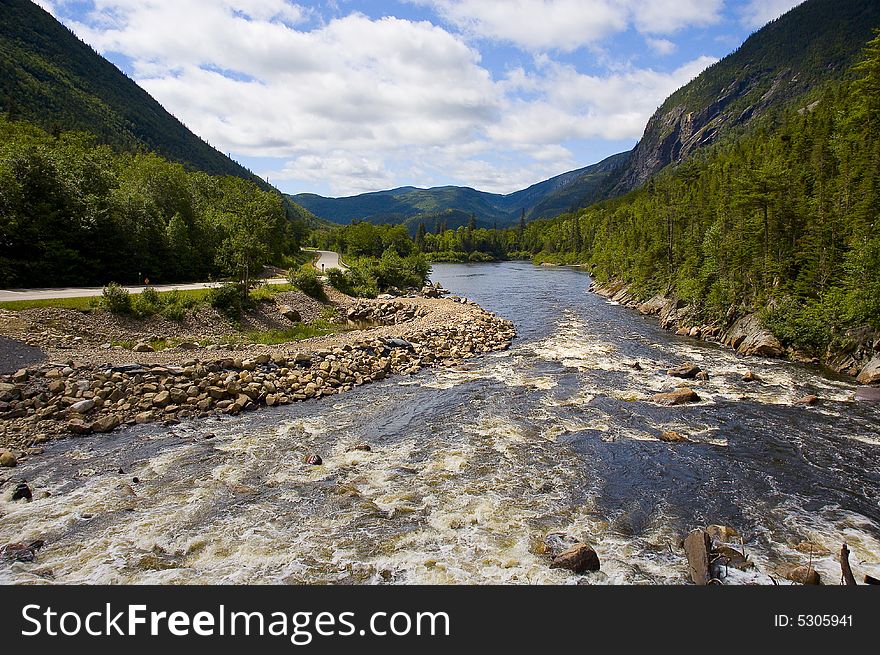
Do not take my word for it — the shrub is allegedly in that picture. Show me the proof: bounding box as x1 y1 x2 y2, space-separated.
290 265 328 302
133 286 162 317
208 282 248 318
467 251 495 262
101 282 132 314
327 264 378 298
375 248 430 290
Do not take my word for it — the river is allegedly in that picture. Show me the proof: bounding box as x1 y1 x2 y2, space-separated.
2 262 879 584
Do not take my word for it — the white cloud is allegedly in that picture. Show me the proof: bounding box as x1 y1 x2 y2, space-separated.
645 37 677 56
414 0 722 52
627 0 722 35
739 0 805 29
55 1 721 195
489 55 716 144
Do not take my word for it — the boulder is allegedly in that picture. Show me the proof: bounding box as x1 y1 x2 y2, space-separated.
667 364 702 379
93 414 121 433
778 564 821 585
69 399 95 414
11 480 32 501
742 371 760 382
856 355 880 384
706 524 741 544
133 342 154 353
651 387 700 406
304 453 323 465
723 314 783 357
67 418 92 434
152 391 171 407
659 431 689 443
279 305 302 322
550 543 600 573
855 387 880 402
794 394 819 405
637 294 668 316
0 449 17 467
0 383 20 402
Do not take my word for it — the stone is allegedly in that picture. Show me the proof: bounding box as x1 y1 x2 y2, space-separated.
347 443 372 452
651 387 700 406
0 450 17 467
856 355 880 384
706 524 741 544
176 342 200 351
659 431 688 443
12 368 28 383
723 314 783 357
67 418 93 434
794 395 819 405
69 399 95 413
279 305 302 322
778 564 821 585
93 414 121 433
742 371 760 382
151 391 171 407
667 364 702 379
11 480 32 501
133 342 154 353
304 453 323 465
0 382 21 401
855 387 880 402
550 543 600 573
1 540 44 562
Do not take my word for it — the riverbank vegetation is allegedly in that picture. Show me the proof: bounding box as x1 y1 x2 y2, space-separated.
0 116 306 289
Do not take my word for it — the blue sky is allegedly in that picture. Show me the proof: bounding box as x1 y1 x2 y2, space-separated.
36 1 806 197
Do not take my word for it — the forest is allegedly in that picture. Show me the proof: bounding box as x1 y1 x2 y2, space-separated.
0 116 304 288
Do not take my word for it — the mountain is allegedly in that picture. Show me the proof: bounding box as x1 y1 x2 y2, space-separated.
0 0 265 186
609 0 880 194
289 151 629 230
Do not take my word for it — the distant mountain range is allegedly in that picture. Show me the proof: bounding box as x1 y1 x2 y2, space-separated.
292 0 880 231
289 151 628 231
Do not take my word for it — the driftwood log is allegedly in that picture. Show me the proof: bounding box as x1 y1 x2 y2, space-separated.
684 529 712 585
840 543 858 586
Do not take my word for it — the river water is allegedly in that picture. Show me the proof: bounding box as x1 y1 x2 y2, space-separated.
2 262 879 584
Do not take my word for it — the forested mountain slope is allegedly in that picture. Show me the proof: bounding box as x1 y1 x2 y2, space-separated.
609 0 880 195
0 0 264 185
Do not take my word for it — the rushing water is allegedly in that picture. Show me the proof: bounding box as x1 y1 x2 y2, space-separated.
2 262 879 584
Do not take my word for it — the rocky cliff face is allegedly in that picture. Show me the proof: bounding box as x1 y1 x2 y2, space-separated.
608 0 880 196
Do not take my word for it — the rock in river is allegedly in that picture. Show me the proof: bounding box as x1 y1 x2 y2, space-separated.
667 364 702 379
0 449 17 467
550 543 600 574
651 387 700 406
857 355 880 384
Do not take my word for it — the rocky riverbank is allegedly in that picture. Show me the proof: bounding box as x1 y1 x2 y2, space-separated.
590 279 880 386
0 295 515 459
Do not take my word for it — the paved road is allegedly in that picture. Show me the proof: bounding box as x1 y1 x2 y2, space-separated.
0 278 289 303
311 249 348 272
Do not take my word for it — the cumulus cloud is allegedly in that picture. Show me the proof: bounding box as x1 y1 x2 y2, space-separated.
55 1 719 195
739 0 805 29
414 0 722 52
489 56 717 144
645 37 677 56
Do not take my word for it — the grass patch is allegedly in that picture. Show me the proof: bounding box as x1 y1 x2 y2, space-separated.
249 283 295 302
0 286 214 313
0 296 99 311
